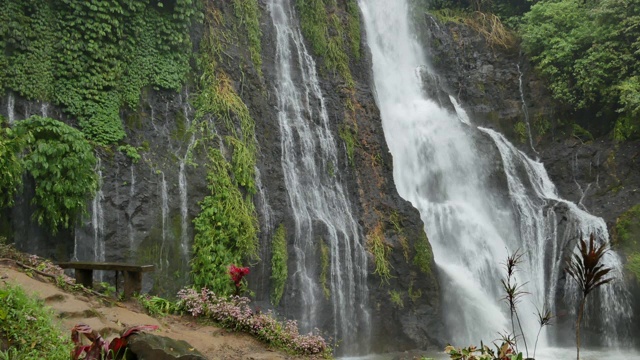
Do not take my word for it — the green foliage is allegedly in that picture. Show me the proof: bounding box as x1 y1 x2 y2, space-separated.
445 343 522 360
0 127 24 208
388 290 404 309
319 238 331 299
614 204 640 278
628 253 640 280
138 295 178 317
1 0 196 144
190 149 259 295
520 0 640 139
295 0 356 87
189 4 261 294
338 123 359 166
5 117 98 232
513 121 527 144
270 224 288 306
367 224 392 284
614 204 640 251
117 144 141 163
572 124 594 142
413 232 433 274
232 0 263 76
0 283 74 360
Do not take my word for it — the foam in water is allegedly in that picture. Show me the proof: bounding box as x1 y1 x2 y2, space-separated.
359 0 632 349
267 0 369 354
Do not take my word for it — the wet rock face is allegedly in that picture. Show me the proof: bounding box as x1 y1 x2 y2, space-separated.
1 0 444 352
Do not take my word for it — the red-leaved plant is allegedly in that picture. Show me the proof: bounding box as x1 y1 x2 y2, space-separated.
71 323 158 360
228 264 250 294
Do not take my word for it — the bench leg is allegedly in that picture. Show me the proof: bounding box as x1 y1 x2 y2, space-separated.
124 271 142 299
75 269 93 288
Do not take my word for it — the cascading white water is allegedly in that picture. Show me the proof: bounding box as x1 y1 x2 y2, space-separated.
517 64 537 155
92 158 106 281
40 101 49 118
179 102 194 264
254 167 274 294
160 171 169 271
267 0 369 354
7 92 15 124
359 0 632 350
128 165 136 253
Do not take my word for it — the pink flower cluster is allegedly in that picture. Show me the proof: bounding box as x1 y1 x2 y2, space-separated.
176 287 330 356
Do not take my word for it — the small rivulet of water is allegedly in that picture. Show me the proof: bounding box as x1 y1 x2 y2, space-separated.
179 101 194 265
128 165 136 255
7 92 15 124
92 157 106 281
267 0 370 355
359 0 632 351
160 171 169 271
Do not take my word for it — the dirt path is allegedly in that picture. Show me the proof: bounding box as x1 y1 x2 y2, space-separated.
0 264 300 360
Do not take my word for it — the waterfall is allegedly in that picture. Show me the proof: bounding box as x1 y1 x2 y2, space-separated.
92 158 105 281
517 64 537 156
359 0 631 349
128 165 136 253
40 101 49 118
178 101 194 265
160 171 169 271
255 166 274 295
7 92 15 124
267 0 369 354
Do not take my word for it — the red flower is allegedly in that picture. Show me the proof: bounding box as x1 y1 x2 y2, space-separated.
229 264 250 288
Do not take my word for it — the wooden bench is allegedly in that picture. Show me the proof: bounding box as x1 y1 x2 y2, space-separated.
57 262 154 299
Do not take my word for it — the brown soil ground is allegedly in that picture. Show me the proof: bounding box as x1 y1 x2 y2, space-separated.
0 264 303 360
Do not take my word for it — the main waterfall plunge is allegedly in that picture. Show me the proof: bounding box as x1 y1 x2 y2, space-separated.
268 0 369 355
359 0 632 350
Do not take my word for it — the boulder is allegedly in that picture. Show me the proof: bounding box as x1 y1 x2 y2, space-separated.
127 333 206 360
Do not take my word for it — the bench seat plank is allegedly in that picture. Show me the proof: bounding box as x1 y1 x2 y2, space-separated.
57 262 154 272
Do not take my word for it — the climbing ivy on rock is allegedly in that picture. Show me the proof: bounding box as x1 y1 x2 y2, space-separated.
295 0 359 87
2 116 98 233
191 149 259 295
190 1 260 293
1 0 197 145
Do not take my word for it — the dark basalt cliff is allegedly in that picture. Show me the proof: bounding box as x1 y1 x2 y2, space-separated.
0 0 442 354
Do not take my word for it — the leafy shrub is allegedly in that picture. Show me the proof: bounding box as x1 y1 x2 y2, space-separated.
177 287 331 357
0 284 73 360
12 116 98 232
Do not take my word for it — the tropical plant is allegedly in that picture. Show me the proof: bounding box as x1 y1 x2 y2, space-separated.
532 306 554 359
500 249 529 357
228 264 250 295
444 341 522 360
71 323 158 360
565 233 614 360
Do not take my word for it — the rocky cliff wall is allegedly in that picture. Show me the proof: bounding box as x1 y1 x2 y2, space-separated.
0 0 443 353
418 11 640 339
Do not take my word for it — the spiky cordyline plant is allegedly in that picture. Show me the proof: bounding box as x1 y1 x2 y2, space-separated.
533 305 554 359
501 249 529 358
565 233 613 360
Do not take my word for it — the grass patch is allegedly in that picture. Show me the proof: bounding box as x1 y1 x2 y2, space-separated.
0 283 73 359
319 238 331 299
367 223 392 284
414 232 433 275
